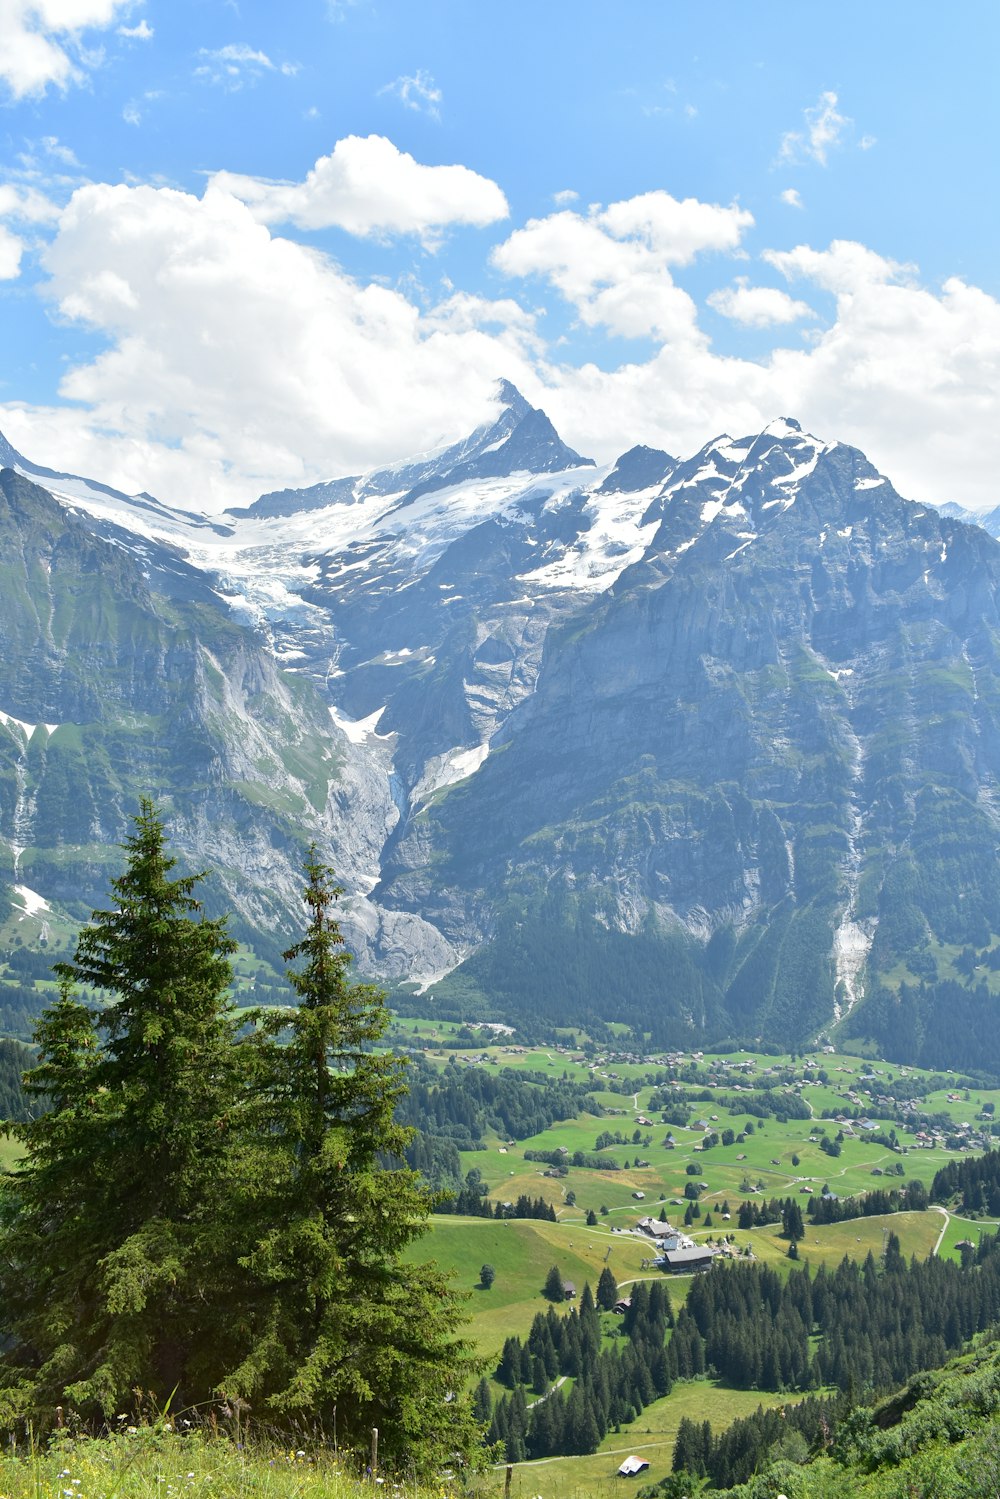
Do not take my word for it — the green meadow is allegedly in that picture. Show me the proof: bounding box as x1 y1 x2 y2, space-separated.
398 1031 1000 1492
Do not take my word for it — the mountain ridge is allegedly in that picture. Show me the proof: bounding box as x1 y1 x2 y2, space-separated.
3 387 1000 1065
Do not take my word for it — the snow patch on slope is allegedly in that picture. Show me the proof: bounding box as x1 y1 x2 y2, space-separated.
0 710 58 738
13 885 50 918
412 742 491 805
329 705 391 744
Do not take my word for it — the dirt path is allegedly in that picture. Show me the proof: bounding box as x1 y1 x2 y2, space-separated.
930 1204 950 1256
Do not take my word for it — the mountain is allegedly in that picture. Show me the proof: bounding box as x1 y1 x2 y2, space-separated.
4 382 1000 1066
0 466 429 981
937 499 1000 538
233 378 593 520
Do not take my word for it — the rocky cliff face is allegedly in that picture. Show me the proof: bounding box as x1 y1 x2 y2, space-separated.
3 389 1000 1060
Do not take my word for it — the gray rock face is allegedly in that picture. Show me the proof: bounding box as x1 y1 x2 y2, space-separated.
5 397 1000 1060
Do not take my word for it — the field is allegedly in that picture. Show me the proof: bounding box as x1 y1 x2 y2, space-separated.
396 1028 1000 1494
478 1382 789 1498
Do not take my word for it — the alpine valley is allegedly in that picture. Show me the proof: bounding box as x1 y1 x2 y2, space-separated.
2 381 1000 1070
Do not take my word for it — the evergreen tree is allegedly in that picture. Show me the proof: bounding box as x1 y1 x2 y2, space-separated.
225 850 478 1471
596 1266 619 1310
0 804 245 1423
472 1376 493 1424
545 1263 566 1301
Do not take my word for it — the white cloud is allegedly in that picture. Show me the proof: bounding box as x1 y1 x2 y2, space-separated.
780 187 803 209
41 134 80 166
0 226 25 279
779 91 851 166
4 179 535 507
0 0 132 97
708 280 814 328
6 164 1000 519
0 181 60 277
379 68 441 120
552 188 578 206
122 101 141 124
210 134 508 243
195 43 296 88
764 238 912 294
0 183 61 223
117 17 151 39
492 191 753 342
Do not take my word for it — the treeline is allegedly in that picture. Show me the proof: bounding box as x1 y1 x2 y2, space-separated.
653 1321 1000 1495
808 1180 928 1224
669 1395 841 1492
683 1231 1000 1395
0 982 45 1041
0 1038 32 1121
524 1147 622 1171
717 1090 813 1123
851 977 1000 1078
395 1059 601 1150
735 1196 797 1230
486 1281 677 1460
932 1146 1000 1214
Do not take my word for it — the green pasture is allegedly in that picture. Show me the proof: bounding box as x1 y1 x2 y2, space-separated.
478 1380 789 1499
412 1215 656 1359
934 1209 1000 1262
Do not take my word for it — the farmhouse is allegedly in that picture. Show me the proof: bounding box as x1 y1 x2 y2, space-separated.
617 1455 650 1476
657 1244 717 1274
635 1216 684 1250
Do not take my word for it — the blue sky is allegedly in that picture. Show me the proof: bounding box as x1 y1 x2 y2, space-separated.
1 0 998 512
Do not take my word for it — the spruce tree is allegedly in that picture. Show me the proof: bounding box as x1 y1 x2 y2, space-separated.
596 1265 619 1310
225 850 478 1472
545 1263 566 1300
0 802 245 1423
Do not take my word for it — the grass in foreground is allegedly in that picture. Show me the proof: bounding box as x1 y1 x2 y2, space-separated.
0 1428 490 1499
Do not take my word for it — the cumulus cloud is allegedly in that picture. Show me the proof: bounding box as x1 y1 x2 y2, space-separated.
707 280 815 328
6 167 1000 517
117 17 151 39
7 179 534 507
379 69 442 120
0 226 25 279
778 91 851 166
211 134 508 243
0 0 132 97
780 187 803 209
492 190 753 342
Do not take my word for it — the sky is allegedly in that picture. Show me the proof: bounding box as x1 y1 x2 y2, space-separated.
0 0 998 514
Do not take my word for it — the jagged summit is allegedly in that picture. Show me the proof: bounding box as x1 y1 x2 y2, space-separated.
598 444 676 495
236 379 594 521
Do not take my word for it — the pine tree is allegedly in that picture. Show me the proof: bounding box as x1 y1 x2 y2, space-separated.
596 1266 619 1310
472 1375 493 1424
0 803 245 1423
225 850 478 1472
545 1263 566 1300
